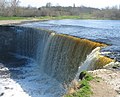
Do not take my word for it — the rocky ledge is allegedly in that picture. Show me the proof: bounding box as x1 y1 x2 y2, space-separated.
89 68 120 97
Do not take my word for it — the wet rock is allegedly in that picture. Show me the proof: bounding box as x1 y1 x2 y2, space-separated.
0 63 10 78
79 71 86 80
4 87 13 90
0 93 4 96
103 62 120 70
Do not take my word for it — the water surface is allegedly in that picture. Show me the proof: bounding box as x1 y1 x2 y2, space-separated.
21 19 120 61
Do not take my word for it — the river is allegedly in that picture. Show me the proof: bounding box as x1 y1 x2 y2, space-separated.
22 19 120 61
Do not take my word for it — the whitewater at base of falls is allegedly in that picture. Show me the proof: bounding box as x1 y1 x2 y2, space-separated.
0 55 65 97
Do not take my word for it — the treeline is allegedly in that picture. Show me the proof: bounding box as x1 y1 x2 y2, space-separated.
0 0 20 16
93 6 120 19
0 1 120 19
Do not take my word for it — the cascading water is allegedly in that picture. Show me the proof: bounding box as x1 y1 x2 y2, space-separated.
75 47 101 80
0 25 114 97
39 32 55 72
75 47 113 80
13 26 106 83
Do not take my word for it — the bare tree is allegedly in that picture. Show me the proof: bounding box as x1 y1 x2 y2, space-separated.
10 0 20 16
0 0 6 15
46 2 52 8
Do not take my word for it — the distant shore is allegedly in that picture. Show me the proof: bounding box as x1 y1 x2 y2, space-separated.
0 15 100 25
0 16 54 25
0 19 41 25
0 16 119 25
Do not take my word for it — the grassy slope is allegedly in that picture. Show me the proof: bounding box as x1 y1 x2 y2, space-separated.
0 16 28 20
64 71 94 97
0 14 95 20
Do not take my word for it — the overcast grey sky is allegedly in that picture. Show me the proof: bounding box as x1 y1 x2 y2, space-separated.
19 0 120 8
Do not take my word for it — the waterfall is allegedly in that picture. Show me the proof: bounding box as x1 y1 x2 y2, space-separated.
0 25 113 84
40 34 107 83
75 47 101 80
75 47 113 80
39 32 55 72
16 27 52 58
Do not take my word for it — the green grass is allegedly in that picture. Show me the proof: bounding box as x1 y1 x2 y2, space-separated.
0 16 79 21
0 16 28 20
53 16 81 19
37 15 94 20
64 71 94 97
35 16 81 20
79 13 95 19
0 14 94 21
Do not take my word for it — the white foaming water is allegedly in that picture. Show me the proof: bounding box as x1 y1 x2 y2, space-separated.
0 57 65 97
0 77 30 97
75 47 100 80
0 64 30 97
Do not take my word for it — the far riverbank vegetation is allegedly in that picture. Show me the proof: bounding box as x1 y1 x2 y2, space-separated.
0 1 120 20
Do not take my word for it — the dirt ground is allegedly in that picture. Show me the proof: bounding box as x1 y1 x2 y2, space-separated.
0 19 40 25
89 69 120 97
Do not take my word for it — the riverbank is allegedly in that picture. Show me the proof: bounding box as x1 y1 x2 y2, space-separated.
0 16 54 25
0 19 41 25
89 69 120 97
63 68 120 97
0 15 95 25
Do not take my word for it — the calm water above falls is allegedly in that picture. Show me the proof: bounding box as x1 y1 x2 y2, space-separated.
21 20 120 61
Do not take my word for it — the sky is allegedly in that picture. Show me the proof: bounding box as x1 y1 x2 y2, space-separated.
19 0 120 8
